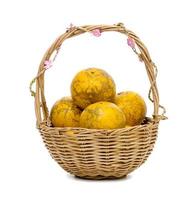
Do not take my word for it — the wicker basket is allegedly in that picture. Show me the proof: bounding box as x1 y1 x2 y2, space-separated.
30 23 167 179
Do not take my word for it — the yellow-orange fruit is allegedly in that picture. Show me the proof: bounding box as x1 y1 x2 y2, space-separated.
50 97 81 127
71 68 116 109
80 102 126 129
65 130 75 136
115 91 147 126
125 125 132 128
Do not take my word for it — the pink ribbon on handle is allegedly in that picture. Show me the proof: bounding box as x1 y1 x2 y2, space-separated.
44 60 53 70
127 37 135 48
91 29 101 37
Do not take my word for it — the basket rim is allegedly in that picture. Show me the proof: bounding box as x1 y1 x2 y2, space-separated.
39 117 158 132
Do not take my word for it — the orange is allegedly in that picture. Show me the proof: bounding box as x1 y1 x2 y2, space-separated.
71 68 116 109
115 91 146 126
50 97 81 127
80 102 126 129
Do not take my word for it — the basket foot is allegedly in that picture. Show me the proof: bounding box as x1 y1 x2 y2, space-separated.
74 174 128 180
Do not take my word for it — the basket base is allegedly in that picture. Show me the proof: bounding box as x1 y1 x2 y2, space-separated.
74 174 127 180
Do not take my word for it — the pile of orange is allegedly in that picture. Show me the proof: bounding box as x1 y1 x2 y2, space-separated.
50 68 146 129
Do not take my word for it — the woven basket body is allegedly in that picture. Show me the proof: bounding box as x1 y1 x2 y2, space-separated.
40 119 158 179
30 23 166 179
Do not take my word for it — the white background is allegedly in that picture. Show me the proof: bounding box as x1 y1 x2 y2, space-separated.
0 0 192 199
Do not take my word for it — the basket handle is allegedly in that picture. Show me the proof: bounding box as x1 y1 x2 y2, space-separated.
29 23 167 128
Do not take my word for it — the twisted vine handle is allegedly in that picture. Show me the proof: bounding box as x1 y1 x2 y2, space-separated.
29 23 167 128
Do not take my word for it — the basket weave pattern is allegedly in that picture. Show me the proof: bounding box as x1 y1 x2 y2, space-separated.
30 23 166 179
40 120 158 179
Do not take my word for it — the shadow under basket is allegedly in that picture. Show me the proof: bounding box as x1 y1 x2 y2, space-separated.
30 23 167 179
